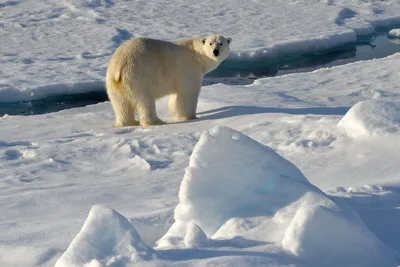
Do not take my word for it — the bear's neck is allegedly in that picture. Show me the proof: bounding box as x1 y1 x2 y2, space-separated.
197 55 220 75
174 39 221 75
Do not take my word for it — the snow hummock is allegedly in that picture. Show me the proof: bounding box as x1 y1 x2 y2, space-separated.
157 125 314 247
184 222 209 248
338 100 400 137
54 205 155 267
156 126 397 267
281 195 396 267
388 29 400 38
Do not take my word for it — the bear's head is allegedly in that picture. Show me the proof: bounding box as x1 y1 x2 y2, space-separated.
201 35 232 63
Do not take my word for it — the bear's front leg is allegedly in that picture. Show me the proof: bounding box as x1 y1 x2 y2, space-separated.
172 78 201 121
173 90 200 121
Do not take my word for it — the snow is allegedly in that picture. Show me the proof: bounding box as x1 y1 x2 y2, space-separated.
157 126 397 267
388 29 400 38
1 52 400 266
54 127 398 266
0 246 59 267
338 100 400 137
2 52 400 266
183 222 209 248
157 126 313 247
2 1 400 266
1 0 400 102
281 195 396 267
54 205 155 267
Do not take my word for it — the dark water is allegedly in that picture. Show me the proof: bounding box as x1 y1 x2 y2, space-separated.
0 91 107 116
1 31 400 116
209 32 400 78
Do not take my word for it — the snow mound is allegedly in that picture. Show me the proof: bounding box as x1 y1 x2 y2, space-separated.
157 126 398 267
184 222 209 248
388 29 400 38
55 205 154 267
157 125 314 247
338 100 400 137
282 197 396 267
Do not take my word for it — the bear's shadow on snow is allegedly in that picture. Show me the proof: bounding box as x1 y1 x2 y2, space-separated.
197 105 350 120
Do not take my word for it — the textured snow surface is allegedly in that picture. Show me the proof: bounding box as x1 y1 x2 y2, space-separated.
2 53 400 266
2 1 400 265
54 126 398 267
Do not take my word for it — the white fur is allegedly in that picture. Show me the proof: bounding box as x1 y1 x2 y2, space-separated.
105 35 232 127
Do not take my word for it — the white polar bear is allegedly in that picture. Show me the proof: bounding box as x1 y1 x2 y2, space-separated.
105 35 232 127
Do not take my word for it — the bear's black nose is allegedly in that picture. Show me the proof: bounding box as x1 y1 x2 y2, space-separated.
213 49 219 56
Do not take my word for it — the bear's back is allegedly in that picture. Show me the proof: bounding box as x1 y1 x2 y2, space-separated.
117 37 188 59
112 37 197 71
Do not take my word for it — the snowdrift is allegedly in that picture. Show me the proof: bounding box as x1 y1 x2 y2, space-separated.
338 100 400 137
56 126 398 267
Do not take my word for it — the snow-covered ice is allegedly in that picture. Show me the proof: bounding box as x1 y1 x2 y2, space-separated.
0 51 400 266
388 29 400 38
1 0 400 102
2 1 400 266
2 52 400 266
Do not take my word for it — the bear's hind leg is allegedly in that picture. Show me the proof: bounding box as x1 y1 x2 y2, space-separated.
108 91 139 127
135 94 165 126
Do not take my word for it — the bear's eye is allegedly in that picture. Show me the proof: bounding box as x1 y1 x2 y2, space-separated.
219 43 223 45
209 43 212 46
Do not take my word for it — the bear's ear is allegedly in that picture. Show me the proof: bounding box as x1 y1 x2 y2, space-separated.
202 38 206 44
227 38 232 44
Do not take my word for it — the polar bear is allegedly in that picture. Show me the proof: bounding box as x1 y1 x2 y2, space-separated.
105 35 232 127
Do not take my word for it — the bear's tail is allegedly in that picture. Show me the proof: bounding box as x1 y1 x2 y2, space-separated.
112 70 122 90
106 66 124 94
